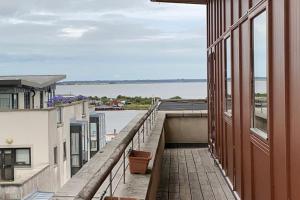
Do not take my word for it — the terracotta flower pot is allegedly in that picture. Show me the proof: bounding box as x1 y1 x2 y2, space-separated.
129 150 152 174
104 197 137 200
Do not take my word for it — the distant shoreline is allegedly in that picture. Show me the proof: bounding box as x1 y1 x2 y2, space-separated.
58 79 207 85
58 77 267 86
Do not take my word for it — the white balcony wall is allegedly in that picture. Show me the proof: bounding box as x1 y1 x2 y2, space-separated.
0 101 90 199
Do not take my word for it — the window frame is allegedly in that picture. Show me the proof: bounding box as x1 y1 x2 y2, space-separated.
63 142 67 161
82 102 86 117
57 107 63 125
54 146 58 165
24 92 31 109
14 148 31 167
0 93 18 110
40 91 44 109
224 35 232 117
249 3 269 141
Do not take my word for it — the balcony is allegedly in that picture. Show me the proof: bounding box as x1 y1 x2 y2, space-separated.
157 148 234 200
53 99 234 200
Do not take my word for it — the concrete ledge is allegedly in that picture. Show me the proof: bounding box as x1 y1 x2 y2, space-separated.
113 113 166 200
164 112 208 144
53 112 146 199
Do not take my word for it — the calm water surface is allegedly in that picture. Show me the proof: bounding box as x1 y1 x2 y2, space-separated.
56 82 266 135
101 110 146 134
57 82 207 99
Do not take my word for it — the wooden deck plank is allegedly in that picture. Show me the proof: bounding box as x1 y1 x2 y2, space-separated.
192 149 216 200
185 149 204 200
157 149 170 199
178 149 192 200
215 169 235 200
157 148 233 200
207 172 228 200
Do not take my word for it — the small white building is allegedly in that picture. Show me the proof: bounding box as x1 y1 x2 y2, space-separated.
0 75 105 200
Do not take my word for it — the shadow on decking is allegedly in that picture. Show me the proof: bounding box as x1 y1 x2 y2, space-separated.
156 148 235 200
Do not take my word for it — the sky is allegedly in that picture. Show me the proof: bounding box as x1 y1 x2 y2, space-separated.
0 0 207 81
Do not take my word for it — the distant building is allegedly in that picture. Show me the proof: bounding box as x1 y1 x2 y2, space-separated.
0 75 106 200
89 112 106 157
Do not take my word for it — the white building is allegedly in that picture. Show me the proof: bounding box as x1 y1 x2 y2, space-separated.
0 75 105 200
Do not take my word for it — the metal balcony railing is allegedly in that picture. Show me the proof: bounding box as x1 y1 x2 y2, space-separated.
73 101 160 200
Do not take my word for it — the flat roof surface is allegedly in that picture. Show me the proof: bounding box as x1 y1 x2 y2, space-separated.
158 100 207 111
0 75 66 88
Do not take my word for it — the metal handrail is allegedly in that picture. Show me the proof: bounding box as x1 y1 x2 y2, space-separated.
74 101 159 200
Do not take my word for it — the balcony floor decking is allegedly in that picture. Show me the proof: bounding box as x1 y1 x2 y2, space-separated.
156 148 235 200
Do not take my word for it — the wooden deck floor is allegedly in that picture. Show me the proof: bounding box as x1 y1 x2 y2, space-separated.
156 148 235 200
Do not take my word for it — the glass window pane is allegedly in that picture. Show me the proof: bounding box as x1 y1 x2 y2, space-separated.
225 37 232 114
15 149 30 165
63 142 67 161
90 123 97 138
72 155 80 167
71 133 80 154
0 94 12 109
54 147 57 164
252 11 268 135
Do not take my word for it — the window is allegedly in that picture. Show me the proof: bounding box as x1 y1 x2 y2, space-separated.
40 91 44 109
71 132 80 167
251 10 268 138
0 148 31 167
0 94 12 109
15 149 31 166
24 92 31 109
54 146 58 165
12 94 18 109
63 142 67 161
225 37 232 114
57 107 63 124
0 94 18 109
82 102 86 116
90 123 98 152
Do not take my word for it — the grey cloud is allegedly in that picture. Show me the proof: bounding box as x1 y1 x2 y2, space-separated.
0 0 206 80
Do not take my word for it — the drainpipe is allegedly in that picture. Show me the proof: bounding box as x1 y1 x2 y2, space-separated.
30 89 36 109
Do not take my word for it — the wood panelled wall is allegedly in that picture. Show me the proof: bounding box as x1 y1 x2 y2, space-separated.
207 0 300 200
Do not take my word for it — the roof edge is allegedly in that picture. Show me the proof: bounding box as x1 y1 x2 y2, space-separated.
151 0 206 4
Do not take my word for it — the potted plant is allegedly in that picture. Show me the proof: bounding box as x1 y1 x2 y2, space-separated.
128 150 152 174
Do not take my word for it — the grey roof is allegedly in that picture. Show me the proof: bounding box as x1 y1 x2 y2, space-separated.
0 75 66 88
158 100 208 111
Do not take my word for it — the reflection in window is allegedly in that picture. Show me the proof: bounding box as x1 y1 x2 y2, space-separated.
225 37 232 114
90 123 98 152
252 11 268 136
0 94 12 109
15 149 31 165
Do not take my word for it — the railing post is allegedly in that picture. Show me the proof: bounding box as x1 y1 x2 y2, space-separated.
138 129 140 150
131 139 134 149
123 152 126 184
145 120 148 136
109 172 113 196
142 124 145 143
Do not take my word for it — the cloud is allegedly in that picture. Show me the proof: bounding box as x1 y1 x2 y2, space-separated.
59 27 97 39
0 0 207 80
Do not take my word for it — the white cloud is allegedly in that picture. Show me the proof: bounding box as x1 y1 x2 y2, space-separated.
0 0 207 80
58 26 97 39
0 17 55 25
